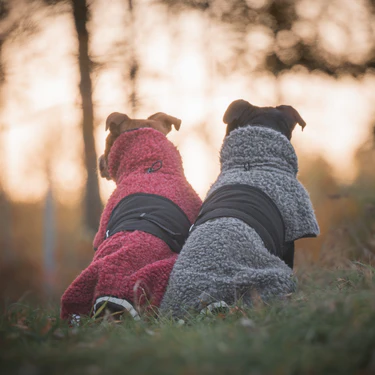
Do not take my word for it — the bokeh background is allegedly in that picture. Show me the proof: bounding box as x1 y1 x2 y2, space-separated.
0 0 374 304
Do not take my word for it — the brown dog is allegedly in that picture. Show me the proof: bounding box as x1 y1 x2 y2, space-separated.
98 112 181 180
61 110 202 321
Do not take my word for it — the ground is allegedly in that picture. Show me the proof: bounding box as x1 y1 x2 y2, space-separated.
1 262 375 375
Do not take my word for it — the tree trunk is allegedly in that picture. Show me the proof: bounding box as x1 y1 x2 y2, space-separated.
71 0 102 234
0 13 14 263
127 0 138 116
43 185 56 297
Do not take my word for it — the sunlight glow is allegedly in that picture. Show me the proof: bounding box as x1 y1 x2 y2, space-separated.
2 0 374 204
179 136 214 199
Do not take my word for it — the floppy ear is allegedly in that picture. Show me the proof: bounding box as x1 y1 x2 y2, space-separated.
105 112 130 135
148 112 182 134
222 99 252 125
223 99 256 135
276 105 306 132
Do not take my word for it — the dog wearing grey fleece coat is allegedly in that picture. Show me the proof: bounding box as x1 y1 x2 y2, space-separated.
160 100 320 318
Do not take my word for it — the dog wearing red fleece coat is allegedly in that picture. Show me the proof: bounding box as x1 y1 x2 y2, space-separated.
60 112 202 321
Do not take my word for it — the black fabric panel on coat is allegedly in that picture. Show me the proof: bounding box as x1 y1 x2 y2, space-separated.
103 193 191 253
281 241 295 269
191 184 285 260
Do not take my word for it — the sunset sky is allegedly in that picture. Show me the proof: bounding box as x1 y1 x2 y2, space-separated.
1 0 374 203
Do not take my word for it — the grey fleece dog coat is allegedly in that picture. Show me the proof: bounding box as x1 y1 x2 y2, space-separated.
160 126 319 318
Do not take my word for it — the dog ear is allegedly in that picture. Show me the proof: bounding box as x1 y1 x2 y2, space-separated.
223 99 254 135
98 155 111 180
148 112 182 134
223 99 251 125
105 112 130 135
276 105 306 133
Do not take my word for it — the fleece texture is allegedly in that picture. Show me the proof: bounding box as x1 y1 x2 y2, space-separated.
60 128 202 320
160 126 319 318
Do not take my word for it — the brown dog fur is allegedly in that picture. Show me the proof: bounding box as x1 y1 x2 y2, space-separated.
98 112 181 180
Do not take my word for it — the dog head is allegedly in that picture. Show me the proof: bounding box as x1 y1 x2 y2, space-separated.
98 112 182 180
105 112 181 136
223 99 306 140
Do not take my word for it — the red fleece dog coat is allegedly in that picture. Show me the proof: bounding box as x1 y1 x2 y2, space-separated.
60 128 201 320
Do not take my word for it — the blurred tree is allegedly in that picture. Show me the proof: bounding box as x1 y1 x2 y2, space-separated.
71 0 102 235
0 0 13 262
159 0 375 145
159 0 375 76
0 1 7 80
105 0 139 115
159 0 375 264
0 0 70 267
126 0 139 115
42 0 102 235
350 138 375 259
43 184 56 297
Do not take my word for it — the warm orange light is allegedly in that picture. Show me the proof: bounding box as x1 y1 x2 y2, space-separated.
1 0 373 205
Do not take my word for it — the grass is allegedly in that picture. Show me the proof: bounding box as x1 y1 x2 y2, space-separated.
1 263 375 375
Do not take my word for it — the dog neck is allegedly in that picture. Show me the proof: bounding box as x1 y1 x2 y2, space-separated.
220 126 298 175
107 128 184 183
210 125 319 242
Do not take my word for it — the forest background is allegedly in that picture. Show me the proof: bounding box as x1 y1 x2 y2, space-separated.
0 0 375 304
